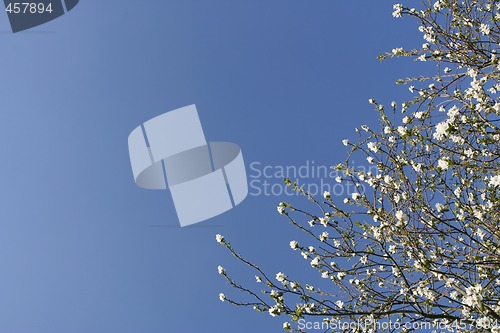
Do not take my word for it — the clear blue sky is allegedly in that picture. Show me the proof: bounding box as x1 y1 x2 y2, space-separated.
0 1 425 332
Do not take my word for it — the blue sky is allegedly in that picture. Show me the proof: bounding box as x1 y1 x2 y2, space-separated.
0 1 426 332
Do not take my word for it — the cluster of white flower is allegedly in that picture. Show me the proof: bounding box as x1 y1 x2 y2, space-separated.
319 216 329 227
417 54 427 62
462 284 483 309
392 48 404 55
412 162 423 173
437 158 449 170
303 302 316 314
433 0 443 11
433 121 450 140
277 202 287 215
395 210 408 226
367 141 379 153
310 256 321 268
415 283 436 302
268 305 281 317
489 175 500 187
216 234 224 243
480 23 491 35
392 3 403 18
435 203 446 212
419 25 437 43
275 272 288 286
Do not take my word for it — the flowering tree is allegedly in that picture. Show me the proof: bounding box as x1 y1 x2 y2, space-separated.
216 1 500 332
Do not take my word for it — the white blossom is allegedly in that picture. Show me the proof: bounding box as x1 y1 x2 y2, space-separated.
480 23 491 35
216 234 224 243
268 305 281 317
475 228 486 240
463 284 483 308
392 4 403 17
489 175 500 187
417 54 427 62
435 203 446 212
438 158 449 170
367 142 379 153
447 105 459 119
412 163 422 173
433 121 450 140
397 126 407 136
395 210 408 223
311 257 321 267
276 272 287 285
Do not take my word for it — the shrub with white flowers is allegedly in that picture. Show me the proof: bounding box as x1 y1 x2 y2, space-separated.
217 1 500 332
